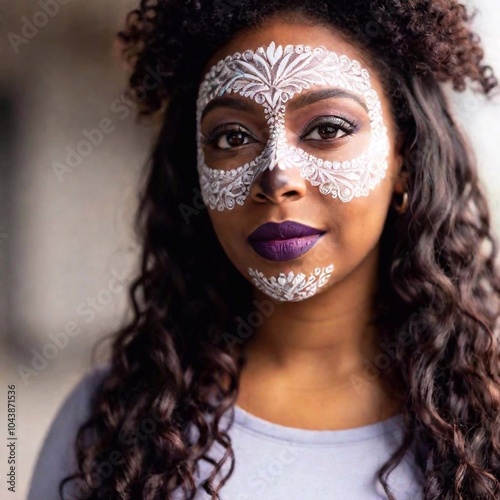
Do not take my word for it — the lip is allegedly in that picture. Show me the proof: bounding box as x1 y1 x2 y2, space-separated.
248 221 325 262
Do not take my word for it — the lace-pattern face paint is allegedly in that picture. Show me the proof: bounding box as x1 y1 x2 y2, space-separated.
248 265 335 302
197 42 390 302
196 41 390 211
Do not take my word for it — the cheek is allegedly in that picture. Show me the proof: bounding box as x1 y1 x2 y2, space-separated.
208 211 245 260
208 212 229 240
323 177 393 255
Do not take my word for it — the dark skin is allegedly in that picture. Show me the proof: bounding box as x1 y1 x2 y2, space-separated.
199 16 408 430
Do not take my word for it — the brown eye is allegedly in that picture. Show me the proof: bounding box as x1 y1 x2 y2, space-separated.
201 124 257 151
302 116 356 142
217 130 251 149
304 124 348 140
315 125 347 140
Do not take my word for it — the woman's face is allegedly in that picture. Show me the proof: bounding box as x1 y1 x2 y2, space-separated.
196 17 403 303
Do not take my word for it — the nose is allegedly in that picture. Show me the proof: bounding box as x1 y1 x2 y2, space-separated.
249 162 308 204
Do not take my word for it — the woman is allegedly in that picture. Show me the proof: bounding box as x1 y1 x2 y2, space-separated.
28 0 500 499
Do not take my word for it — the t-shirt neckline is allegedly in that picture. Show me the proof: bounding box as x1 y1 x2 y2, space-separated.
231 403 404 445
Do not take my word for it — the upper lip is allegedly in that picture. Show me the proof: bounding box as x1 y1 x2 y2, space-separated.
248 221 325 242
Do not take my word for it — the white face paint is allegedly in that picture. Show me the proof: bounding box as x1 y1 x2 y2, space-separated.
196 41 390 211
196 42 390 303
248 265 335 303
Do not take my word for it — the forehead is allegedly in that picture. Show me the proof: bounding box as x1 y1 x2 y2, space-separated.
196 18 385 118
197 42 375 118
200 17 374 83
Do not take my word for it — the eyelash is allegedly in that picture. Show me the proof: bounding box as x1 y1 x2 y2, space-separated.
301 116 358 141
201 116 358 151
200 123 256 150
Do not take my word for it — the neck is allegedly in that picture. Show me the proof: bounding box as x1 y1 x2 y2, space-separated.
232 245 405 429
246 245 380 375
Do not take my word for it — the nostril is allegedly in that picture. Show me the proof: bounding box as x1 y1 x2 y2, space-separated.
250 166 307 203
259 172 289 197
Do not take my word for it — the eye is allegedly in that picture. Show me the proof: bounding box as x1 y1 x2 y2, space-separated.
301 116 357 141
201 124 257 150
217 130 252 149
306 124 347 140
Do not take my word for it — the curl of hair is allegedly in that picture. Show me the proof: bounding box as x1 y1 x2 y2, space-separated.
60 1 500 499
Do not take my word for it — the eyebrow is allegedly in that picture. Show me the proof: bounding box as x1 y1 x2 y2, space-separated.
287 88 368 112
201 96 255 121
200 88 368 121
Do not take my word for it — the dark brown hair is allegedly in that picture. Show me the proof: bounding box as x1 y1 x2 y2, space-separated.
60 0 500 498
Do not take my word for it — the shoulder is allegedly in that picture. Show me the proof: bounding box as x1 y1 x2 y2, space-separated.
27 364 110 500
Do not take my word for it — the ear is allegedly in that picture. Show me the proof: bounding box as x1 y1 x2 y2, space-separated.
391 136 408 194
391 129 408 193
393 165 408 194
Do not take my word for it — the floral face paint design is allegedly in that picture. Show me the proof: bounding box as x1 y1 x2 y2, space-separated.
196 41 390 211
197 42 390 302
248 265 335 302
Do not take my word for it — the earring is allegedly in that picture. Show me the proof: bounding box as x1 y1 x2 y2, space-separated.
392 191 409 214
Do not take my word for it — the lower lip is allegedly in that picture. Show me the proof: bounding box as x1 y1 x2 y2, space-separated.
249 234 324 262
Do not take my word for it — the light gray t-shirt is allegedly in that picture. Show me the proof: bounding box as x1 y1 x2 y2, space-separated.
28 367 426 499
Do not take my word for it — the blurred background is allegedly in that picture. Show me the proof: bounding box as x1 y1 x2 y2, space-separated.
0 1 499 498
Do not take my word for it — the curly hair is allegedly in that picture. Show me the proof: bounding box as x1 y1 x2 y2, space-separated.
59 0 500 498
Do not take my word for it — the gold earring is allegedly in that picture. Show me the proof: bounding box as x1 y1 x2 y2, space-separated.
393 191 409 214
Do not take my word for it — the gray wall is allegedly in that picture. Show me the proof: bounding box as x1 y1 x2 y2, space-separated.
0 1 498 498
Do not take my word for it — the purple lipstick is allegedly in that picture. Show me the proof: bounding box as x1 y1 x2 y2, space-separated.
248 221 325 262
